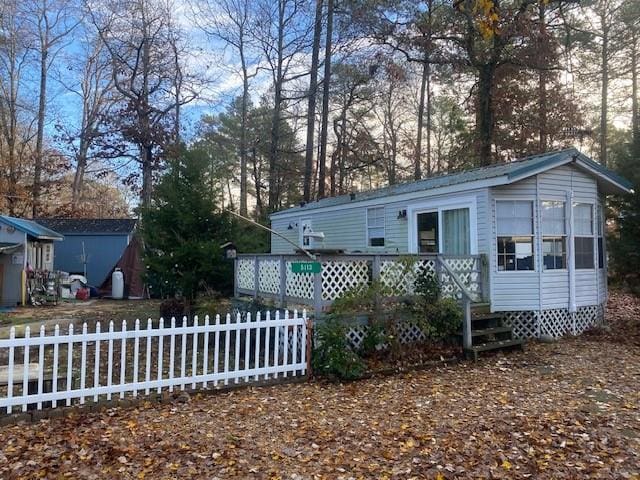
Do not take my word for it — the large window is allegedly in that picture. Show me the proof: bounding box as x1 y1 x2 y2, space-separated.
496 200 534 271
573 202 594 269
541 201 566 270
367 206 385 247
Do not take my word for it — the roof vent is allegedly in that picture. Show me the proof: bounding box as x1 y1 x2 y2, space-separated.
350 192 356 201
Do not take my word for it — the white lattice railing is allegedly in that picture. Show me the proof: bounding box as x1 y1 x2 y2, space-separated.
235 254 485 311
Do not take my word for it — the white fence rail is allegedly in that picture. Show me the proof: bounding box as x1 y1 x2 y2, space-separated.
0 310 308 414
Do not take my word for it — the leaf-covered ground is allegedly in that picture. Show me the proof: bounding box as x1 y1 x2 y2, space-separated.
1 293 639 479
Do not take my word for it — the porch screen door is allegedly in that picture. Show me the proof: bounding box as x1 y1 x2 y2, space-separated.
442 208 470 255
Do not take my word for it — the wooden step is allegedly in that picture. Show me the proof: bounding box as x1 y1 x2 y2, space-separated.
455 326 512 337
464 338 524 361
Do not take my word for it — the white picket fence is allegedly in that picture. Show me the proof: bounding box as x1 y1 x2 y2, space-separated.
0 310 308 414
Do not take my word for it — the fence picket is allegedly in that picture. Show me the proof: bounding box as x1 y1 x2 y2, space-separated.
133 319 140 397
94 322 101 403
214 314 221 387
169 318 176 392
264 311 271 381
119 320 127 399
202 315 210 388
273 311 281 380
244 313 251 382
0 309 308 412
191 316 198 389
66 324 74 406
223 314 230 386
145 319 152 395
80 323 87 405
157 318 164 394
283 311 289 378
107 321 113 401
37 325 45 410
254 312 261 381
180 317 187 391
21 326 30 412
292 310 298 377
234 313 241 384
302 310 308 376
6 327 14 414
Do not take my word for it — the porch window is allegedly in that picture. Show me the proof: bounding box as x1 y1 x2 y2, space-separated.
541 201 566 270
496 200 534 271
597 204 604 269
573 202 594 269
367 206 385 247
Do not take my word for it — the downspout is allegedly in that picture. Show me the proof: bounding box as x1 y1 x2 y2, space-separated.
21 233 27 306
535 175 543 337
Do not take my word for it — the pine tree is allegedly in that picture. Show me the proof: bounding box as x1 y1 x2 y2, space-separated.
141 148 233 308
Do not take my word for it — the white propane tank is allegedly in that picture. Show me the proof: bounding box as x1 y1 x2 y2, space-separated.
112 268 124 299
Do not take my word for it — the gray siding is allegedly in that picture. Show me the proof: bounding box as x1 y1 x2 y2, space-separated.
271 189 488 255
490 165 604 312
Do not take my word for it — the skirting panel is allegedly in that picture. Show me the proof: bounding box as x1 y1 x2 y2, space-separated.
501 304 605 339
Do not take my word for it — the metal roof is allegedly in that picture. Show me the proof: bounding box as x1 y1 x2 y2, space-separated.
0 216 63 240
271 148 633 217
35 218 137 235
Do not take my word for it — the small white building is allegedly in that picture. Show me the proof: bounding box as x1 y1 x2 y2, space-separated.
250 148 632 339
0 216 63 306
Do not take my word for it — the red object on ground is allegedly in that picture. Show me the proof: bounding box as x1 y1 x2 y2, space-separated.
76 288 90 300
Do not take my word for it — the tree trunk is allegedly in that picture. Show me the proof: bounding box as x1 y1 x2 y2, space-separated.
425 60 432 176
632 31 639 149
303 0 323 202
33 43 48 218
538 2 548 152
415 60 427 180
318 0 334 199
71 139 89 213
141 144 154 208
239 49 249 216
476 63 495 167
268 0 285 211
600 17 609 167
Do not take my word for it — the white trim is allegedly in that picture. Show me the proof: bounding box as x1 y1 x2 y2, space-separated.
365 206 386 248
574 161 633 194
299 219 312 249
270 179 505 219
493 197 536 273
407 193 478 254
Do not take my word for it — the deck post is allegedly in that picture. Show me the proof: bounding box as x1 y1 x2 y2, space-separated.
463 297 472 350
233 258 238 299
313 256 323 315
279 256 286 307
253 256 259 300
372 255 381 283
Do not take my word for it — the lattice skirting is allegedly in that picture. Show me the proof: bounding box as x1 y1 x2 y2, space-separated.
341 321 429 351
501 304 605 339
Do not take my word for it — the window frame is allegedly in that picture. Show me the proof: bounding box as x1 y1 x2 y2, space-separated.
597 203 605 269
495 199 536 273
572 202 595 270
541 200 567 271
366 206 386 247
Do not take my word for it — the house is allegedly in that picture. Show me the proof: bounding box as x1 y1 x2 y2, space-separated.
236 148 633 340
0 216 64 306
35 218 137 286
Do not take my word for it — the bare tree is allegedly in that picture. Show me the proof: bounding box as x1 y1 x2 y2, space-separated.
88 0 194 208
189 0 260 216
26 0 79 216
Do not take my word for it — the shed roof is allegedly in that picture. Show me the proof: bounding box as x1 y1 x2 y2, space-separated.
35 218 137 235
0 216 63 240
271 148 633 218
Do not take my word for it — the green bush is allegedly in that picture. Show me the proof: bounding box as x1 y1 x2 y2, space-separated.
359 321 388 357
312 319 365 381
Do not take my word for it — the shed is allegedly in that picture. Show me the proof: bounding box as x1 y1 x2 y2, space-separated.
265 148 633 338
0 216 63 306
35 218 137 286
